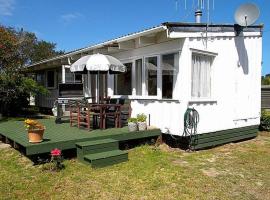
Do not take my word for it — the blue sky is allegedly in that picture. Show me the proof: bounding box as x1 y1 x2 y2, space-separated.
0 0 269 75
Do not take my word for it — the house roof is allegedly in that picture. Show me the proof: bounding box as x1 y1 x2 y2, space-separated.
25 22 264 71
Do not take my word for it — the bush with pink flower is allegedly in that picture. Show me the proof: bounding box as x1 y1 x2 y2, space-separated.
50 148 64 171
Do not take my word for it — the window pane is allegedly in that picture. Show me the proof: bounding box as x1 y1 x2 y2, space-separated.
47 71 55 88
145 57 157 96
65 70 74 83
161 53 176 99
36 73 44 84
114 63 132 95
135 59 142 95
191 54 212 98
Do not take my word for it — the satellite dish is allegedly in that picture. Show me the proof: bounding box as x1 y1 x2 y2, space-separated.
234 3 260 26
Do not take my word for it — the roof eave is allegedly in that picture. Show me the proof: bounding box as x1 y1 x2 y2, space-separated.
25 25 167 69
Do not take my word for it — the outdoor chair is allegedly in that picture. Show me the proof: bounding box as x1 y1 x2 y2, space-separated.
104 104 121 128
69 100 79 127
78 101 104 130
99 96 111 104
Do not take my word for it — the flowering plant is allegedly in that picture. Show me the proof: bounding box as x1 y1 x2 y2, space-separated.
50 148 64 171
24 119 45 130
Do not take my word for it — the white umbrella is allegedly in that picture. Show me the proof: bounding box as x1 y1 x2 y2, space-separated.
70 54 126 103
70 54 126 73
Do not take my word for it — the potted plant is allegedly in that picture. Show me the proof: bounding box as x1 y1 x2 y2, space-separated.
24 119 45 143
137 113 147 131
128 117 138 132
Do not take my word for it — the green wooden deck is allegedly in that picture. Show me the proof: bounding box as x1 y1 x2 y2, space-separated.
0 118 161 156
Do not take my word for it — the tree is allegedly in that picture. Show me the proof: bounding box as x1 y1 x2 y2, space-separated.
262 75 270 85
0 25 64 116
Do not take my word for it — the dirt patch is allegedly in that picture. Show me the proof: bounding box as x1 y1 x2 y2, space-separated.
206 156 217 163
0 142 11 149
157 143 186 153
172 159 189 167
201 168 220 177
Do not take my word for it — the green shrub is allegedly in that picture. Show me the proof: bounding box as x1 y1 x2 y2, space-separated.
128 118 137 123
260 110 270 131
137 113 147 122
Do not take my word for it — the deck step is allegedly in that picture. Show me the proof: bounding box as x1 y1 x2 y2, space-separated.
84 150 128 168
76 139 119 163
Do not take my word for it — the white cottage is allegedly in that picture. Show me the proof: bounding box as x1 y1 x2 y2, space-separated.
26 22 263 149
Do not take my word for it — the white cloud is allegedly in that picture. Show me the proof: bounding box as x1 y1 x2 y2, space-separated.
60 12 82 24
0 0 15 16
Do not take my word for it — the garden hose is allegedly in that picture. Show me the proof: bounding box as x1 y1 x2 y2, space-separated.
184 107 199 150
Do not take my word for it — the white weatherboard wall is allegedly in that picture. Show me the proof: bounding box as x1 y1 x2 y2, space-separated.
179 34 262 135
83 33 262 136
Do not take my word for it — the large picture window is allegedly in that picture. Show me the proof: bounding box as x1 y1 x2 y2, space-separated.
191 54 212 98
145 56 157 96
114 62 132 95
161 53 177 99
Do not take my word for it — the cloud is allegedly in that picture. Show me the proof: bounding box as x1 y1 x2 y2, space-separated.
60 12 82 24
0 0 15 16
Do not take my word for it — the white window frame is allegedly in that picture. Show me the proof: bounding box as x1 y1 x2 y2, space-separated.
144 55 160 98
133 57 143 97
111 49 181 100
160 52 179 100
190 49 217 101
113 60 133 97
46 70 57 89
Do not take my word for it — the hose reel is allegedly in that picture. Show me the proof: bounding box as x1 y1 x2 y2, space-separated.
184 107 200 150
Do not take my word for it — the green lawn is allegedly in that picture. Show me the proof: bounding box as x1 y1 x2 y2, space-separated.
0 132 270 200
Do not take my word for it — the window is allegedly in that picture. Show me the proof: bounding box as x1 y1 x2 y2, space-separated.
65 70 82 83
135 59 142 95
114 62 132 95
145 56 157 96
36 73 44 84
161 53 177 99
191 54 212 98
46 70 56 88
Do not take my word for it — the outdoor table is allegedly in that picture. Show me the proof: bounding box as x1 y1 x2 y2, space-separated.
91 103 122 129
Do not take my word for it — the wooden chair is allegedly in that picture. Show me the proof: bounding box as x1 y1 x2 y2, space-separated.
69 100 79 127
104 104 121 128
99 96 111 104
77 101 104 130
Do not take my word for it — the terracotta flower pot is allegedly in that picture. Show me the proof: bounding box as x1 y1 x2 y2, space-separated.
28 129 45 143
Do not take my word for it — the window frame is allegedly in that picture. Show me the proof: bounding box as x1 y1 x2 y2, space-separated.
113 60 133 96
111 50 181 100
144 55 160 98
190 49 217 100
160 52 179 100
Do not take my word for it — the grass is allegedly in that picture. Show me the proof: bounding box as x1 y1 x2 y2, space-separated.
0 132 270 200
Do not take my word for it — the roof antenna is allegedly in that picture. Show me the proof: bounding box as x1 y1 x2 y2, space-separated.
175 0 179 12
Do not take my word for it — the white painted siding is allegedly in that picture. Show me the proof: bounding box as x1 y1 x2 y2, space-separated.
82 35 262 136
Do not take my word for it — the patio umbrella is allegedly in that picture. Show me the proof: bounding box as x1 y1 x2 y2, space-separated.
70 54 126 103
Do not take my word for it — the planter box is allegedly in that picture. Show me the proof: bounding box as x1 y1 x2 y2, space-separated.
128 122 138 132
138 122 147 131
